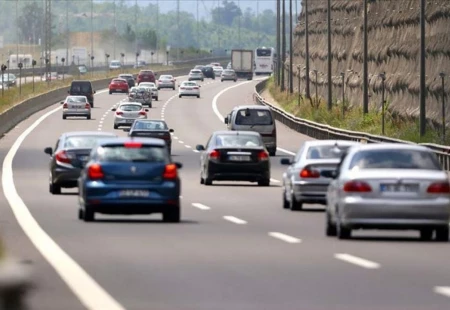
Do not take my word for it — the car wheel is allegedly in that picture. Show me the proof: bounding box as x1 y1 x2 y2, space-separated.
197 95 200 98
109 91 112 94
179 95 182 98
269 149 276 156
87 114 91 120
282 189 289 209
200 175 205 184
155 97 158 101
62 115 67 120
289 193 303 211
326 212 337 236
163 205 180 223
204 171 213 185
49 182 61 195
435 227 449 242
172 87 175 90
91 103 94 108
337 224 351 239
258 179 270 186
221 79 223 82
114 124 118 129
420 228 433 241
78 209 83 220
234 79 237 82
83 206 95 222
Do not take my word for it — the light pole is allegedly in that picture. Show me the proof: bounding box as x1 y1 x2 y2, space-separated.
304 0 311 98
16 0 19 73
105 54 110 76
297 65 301 105
341 72 345 117
1 64 6 97
90 56 94 73
419 0 426 137
120 53 125 72
362 0 369 114
135 52 139 66
327 0 332 110
56 56 59 74
281 0 286 91
90 0 94 70
45 58 49 85
166 46 170 66
289 0 293 94
113 0 116 59
31 60 36 91
313 69 318 106
151 51 154 64
379 72 386 135
276 0 281 86
18 62 23 96
40 57 43 81
61 58 65 81
440 72 446 142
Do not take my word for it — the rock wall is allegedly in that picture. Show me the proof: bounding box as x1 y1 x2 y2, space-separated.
288 0 450 123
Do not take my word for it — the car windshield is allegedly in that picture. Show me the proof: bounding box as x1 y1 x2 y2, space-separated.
133 121 168 130
235 109 273 125
96 145 168 162
111 61 120 66
223 70 234 74
71 83 92 93
349 149 441 170
67 96 87 103
142 83 156 87
256 48 272 57
120 75 132 79
120 104 141 111
113 79 125 83
160 75 172 80
306 145 351 159
64 136 112 149
215 135 263 147
191 70 201 74
183 82 197 87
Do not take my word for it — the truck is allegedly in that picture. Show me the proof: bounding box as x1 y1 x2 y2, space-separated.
231 49 254 80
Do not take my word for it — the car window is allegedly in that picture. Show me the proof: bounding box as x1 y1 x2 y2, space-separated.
64 136 112 149
67 96 87 103
349 149 442 170
120 104 141 111
306 145 351 159
235 109 273 125
133 121 167 130
71 83 91 93
160 75 172 79
183 82 196 87
215 135 263 147
96 145 168 163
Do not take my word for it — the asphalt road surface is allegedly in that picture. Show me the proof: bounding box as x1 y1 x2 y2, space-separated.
0 74 449 310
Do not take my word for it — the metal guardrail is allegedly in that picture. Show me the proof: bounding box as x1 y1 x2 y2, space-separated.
254 79 450 171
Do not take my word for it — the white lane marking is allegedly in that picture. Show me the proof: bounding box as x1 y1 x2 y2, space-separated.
170 132 174 136
99 120 103 124
173 137 178 140
223 216 247 224
434 286 450 298
270 178 280 183
268 232 301 244
277 147 296 156
178 140 184 144
161 118 165 121
193 150 199 153
185 145 191 148
334 253 380 269
179 195 183 199
192 203 211 210
1 90 126 310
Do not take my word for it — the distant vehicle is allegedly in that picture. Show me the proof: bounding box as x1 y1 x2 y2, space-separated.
210 62 221 67
77 138 183 222
200 66 215 79
128 119 174 154
118 74 135 88
112 102 148 129
231 49 253 80
157 75 176 90
226 62 232 69
44 131 118 194
1 73 16 86
61 96 92 120
109 78 129 94
326 143 450 241
137 70 157 84
109 60 122 70
78 65 87 75
188 69 204 81
133 60 146 68
68 80 96 107
212 66 223 76
178 81 201 98
194 65 204 70
43 72 60 81
254 47 275 75
280 140 361 211
195 131 271 186
139 82 159 101
221 69 237 82
128 87 152 107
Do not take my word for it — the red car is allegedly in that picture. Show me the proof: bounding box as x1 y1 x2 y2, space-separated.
137 70 156 85
109 78 129 94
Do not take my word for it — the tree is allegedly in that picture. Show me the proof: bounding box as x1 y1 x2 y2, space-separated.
17 1 44 44
212 0 242 26
138 29 157 49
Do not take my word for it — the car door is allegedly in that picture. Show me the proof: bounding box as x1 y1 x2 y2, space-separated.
327 152 347 216
201 135 213 173
284 146 304 195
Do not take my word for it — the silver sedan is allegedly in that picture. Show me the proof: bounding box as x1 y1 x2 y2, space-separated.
112 102 148 129
326 143 450 241
281 140 360 211
61 96 91 120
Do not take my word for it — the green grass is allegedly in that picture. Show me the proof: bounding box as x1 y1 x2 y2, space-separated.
267 77 449 145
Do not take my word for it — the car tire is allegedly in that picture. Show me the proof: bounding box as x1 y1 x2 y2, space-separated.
435 227 449 242
62 115 67 120
172 87 175 90
197 95 200 98
114 124 118 129
83 207 95 222
290 193 303 211
420 228 433 241
163 206 180 223
269 149 276 156
337 224 351 239
109 91 112 94
179 95 182 98
204 173 213 185
158 87 160 90
200 176 205 184
49 182 61 195
221 79 223 82
87 114 91 120
155 97 158 101
326 212 337 236
258 179 270 186
282 190 289 209
234 79 237 82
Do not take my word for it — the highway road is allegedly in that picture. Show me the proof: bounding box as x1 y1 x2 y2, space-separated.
0 73 450 309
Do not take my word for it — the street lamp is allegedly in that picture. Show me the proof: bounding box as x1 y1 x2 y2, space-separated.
90 55 95 72
166 46 171 66
105 54 110 76
151 51 154 64
135 52 140 66
1 64 6 96
72 55 75 65
45 58 49 84
18 62 23 95
40 57 43 81
56 56 59 74
61 58 65 81
379 72 386 135
440 72 446 142
297 64 301 105
180 50 184 60
31 60 37 91
340 72 345 117
120 53 125 72
313 69 318 106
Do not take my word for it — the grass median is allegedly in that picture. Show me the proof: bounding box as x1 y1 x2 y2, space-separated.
266 77 449 145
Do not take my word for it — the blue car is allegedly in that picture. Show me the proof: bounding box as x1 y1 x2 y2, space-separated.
77 138 182 222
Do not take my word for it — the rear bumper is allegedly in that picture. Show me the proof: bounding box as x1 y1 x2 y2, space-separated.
221 76 237 80
207 162 270 181
293 181 330 205
179 92 200 96
53 167 82 187
62 111 90 117
110 88 128 92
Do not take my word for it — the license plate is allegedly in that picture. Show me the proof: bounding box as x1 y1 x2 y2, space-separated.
125 119 134 123
119 190 149 197
79 156 89 161
380 184 419 192
228 155 251 161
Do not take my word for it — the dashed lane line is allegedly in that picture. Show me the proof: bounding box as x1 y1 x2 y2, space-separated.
223 216 248 225
270 178 280 183
268 232 301 244
191 203 211 210
178 140 184 144
334 253 380 269
185 145 192 148
434 286 450 298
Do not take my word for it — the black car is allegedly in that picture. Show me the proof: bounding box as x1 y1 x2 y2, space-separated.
68 80 96 107
119 74 136 88
44 131 118 194
127 119 174 154
201 66 215 79
196 131 271 186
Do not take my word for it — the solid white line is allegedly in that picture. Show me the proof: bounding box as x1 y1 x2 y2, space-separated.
277 147 296 156
192 203 211 210
1 90 126 310
185 145 191 148
223 216 247 224
193 150 199 153
268 232 301 244
270 178 280 183
334 253 380 269
434 286 450 298
173 137 178 140
178 140 184 144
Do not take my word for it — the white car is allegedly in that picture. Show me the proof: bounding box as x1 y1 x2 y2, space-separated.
109 60 122 70
112 102 148 129
139 82 159 101
178 81 201 98
213 66 223 76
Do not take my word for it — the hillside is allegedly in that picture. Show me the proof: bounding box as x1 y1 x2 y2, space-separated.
289 0 450 124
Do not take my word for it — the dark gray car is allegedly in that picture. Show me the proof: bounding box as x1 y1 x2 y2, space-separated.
44 131 118 194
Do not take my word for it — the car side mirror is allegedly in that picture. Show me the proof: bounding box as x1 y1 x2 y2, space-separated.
94 90 96 94
67 90 70 94
111 108 117 111
123 128 130 132
175 162 183 169
196 144 205 151
145 109 149 112
60 101 64 104
169 129 174 133
280 158 292 165
224 117 228 124
329 170 338 179
44 147 53 155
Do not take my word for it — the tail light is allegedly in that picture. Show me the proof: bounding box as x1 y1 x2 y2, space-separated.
55 150 71 164
124 141 142 148
258 151 269 161
116 111 123 115
62 103 68 109
163 164 177 180
180 87 186 90
84 103 90 109
343 181 372 192
427 182 450 193
209 150 220 160
139 111 146 115
300 169 320 178
88 164 104 180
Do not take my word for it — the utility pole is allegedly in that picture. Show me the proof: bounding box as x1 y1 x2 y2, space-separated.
289 0 293 93
177 0 180 60
113 0 116 59
304 0 311 98
44 0 51 80
281 0 286 91
276 0 281 86
135 0 138 59
362 0 369 114
197 0 199 48
256 0 260 46
66 0 69 68
156 0 159 63
238 0 241 48
327 0 332 110
16 0 19 71
91 0 94 68
419 0 426 136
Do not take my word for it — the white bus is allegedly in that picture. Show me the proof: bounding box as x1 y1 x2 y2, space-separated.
254 47 276 75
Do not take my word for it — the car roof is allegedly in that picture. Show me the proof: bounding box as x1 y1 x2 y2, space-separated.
119 74 133 77
182 80 197 83
62 131 117 138
120 101 142 106
349 143 430 153
134 119 167 123
213 130 261 136
71 80 92 84
190 69 201 72
303 140 361 147
97 137 166 147
233 105 271 111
